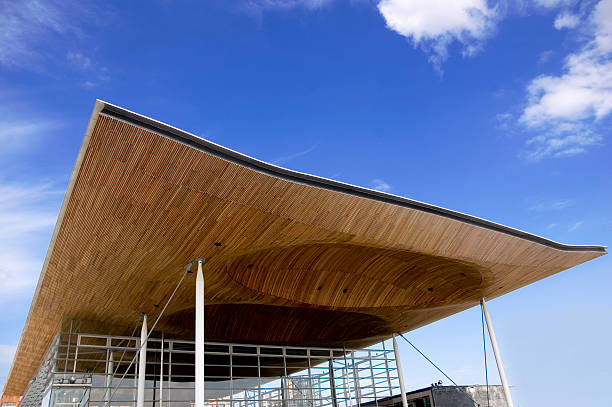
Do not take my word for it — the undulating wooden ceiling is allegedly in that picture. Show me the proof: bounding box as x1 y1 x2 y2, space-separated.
3 100 605 397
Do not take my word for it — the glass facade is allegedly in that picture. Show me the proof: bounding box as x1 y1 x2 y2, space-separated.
21 332 401 407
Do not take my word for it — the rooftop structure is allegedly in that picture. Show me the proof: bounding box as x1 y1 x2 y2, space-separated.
363 385 508 407
2 101 605 407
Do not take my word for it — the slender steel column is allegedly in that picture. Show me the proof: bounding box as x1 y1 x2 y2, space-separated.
195 260 205 407
351 352 361 407
328 359 338 407
105 339 114 403
382 341 393 394
342 348 353 407
481 298 515 407
367 351 377 402
72 334 81 373
64 320 73 374
392 335 408 407
168 341 173 405
137 314 148 407
160 333 164 407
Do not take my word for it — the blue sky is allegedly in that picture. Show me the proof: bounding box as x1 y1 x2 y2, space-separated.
0 0 610 405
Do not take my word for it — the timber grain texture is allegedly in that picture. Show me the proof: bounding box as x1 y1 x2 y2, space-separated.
3 101 605 398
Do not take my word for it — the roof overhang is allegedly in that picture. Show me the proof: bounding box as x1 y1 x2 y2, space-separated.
3 100 605 397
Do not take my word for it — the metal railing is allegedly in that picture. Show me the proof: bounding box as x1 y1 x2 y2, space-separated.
24 332 401 407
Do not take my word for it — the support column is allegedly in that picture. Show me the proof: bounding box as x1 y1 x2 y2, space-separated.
351 352 361 407
137 314 148 407
64 320 73 374
195 260 205 407
328 359 338 407
160 333 164 407
342 348 353 407
392 335 408 407
105 340 114 404
480 298 515 407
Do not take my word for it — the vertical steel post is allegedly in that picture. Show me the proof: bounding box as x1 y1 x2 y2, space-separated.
282 348 288 407
64 320 73 374
72 334 81 373
168 341 173 405
160 333 164 407
230 344 234 407
480 299 515 407
342 348 353 407
351 352 361 407
257 345 262 407
105 338 114 404
367 350 378 404
328 358 338 407
392 335 408 407
195 260 205 407
137 314 148 407
382 341 392 396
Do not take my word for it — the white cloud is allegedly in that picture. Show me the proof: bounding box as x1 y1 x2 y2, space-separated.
521 124 603 160
0 0 66 66
0 344 17 364
522 52 612 124
593 0 612 52
533 0 574 8
495 112 514 131
0 101 63 151
519 0 612 160
568 220 584 231
0 1 104 70
371 179 392 192
377 0 498 68
539 49 554 63
271 143 319 164
242 0 333 13
66 51 91 69
528 199 574 211
0 119 59 150
261 0 331 7
0 182 61 299
66 51 110 87
554 12 580 29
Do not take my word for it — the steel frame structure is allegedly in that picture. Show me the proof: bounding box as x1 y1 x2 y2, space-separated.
21 332 401 407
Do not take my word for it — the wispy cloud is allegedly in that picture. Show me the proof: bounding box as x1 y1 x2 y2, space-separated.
242 0 333 11
539 49 554 64
66 51 110 87
495 112 515 131
371 178 392 192
0 181 62 299
0 102 64 153
270 143 319 165
528 199 574 211
0 0 70 67
518 0 612 161
0 344 16 364
0 0 108 79
239 0 334 19
0 119 60 151
568 220 584 231
66 51 91 69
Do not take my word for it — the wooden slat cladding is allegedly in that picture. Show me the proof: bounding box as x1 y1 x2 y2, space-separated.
3 109 604 398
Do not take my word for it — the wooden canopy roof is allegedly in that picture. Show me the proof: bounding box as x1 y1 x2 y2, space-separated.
3 100 605 397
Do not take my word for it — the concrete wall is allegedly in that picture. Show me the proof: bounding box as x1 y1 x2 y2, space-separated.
431 386 507 407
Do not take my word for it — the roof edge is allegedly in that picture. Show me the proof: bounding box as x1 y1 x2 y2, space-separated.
98 100 606 254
